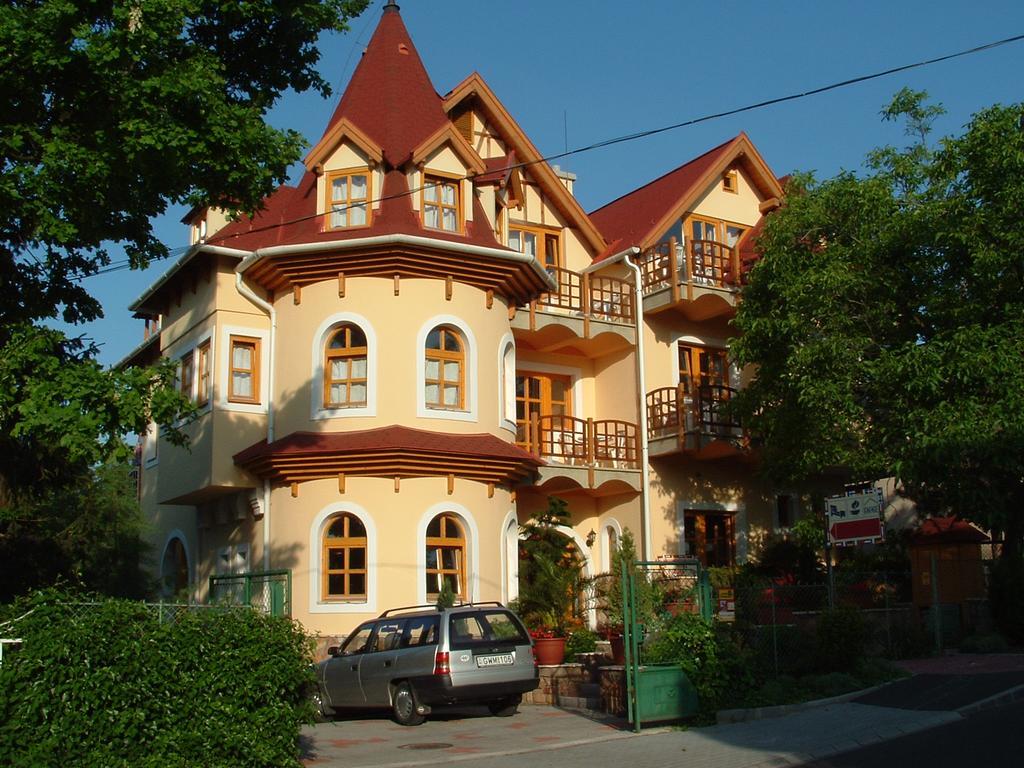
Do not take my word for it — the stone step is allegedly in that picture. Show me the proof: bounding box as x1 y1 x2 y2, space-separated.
555 695 603 711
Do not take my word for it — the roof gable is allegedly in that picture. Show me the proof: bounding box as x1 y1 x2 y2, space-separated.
304 117 384 172
443 73 607 256
411 123 486 175
589 133 784 258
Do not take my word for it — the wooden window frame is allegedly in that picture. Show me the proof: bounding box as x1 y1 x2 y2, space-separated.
425 513 467 600
179 350 194 399
323 324 368 409
683 511 736 567
322 513 368 601
515 370 573 449
424 325 465 411
196 340 211 407
508 224 562 272
325 168 372 230
228 335 261 404
421 172 462 233
678 344 729 396
722 169 738 194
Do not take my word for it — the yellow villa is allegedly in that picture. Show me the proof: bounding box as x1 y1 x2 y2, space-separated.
124 2 806 637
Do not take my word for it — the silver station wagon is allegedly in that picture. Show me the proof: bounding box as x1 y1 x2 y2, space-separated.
312 602 539 725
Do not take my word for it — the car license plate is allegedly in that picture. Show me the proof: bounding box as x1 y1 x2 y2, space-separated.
476 653 514 667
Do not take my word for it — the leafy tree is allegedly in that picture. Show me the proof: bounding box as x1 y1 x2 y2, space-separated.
731 92 1024 576
0 0 369 588
0 460 153 601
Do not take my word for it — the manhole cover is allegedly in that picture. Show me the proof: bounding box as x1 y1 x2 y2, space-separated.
398 743 453 751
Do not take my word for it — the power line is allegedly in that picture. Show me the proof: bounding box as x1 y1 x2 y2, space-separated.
78 30 1024 281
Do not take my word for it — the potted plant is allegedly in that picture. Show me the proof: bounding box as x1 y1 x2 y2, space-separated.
598 529 655 664
513 497 586 665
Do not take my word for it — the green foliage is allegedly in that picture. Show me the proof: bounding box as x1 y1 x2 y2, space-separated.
959 632 1011 654
0 460 154 601
0 589 315 768
754 535 823 584
564 627 599 657
601 528 656 629
515 497 586 636
989 557 1024 644
644 613 730 713
435 580 456 609
0 0 369 532
815 606 868 672
731 92 1024 586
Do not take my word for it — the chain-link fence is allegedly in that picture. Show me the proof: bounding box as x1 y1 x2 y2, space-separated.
729 572 918 676
208 570 291 617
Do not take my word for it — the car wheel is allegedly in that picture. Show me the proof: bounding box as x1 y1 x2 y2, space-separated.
487 694 521 717
310 686 336 723
392 682 425 726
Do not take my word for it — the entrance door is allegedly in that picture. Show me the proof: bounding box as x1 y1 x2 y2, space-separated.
515 372 573 453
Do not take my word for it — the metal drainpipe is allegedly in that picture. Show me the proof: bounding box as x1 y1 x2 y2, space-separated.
622 249 652 561
235 272 276 571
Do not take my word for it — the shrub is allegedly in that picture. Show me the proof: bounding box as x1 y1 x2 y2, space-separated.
565 627 599 657
989 556 1024 645
644 612 729 713
959 632 1011 654
815 606 868 672
0 589 314 768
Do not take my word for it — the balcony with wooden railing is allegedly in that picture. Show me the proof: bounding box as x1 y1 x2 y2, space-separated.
518 413 642 494
511 267 636 356
646 384 748 460
635 238 741 320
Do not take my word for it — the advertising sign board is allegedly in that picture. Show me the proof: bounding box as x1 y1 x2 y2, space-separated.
826 488 884 545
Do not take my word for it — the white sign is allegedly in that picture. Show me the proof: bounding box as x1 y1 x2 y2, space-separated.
827 490 883 521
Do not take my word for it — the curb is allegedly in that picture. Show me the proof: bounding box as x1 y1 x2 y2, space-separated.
956 682 1024 715
716 681 894 724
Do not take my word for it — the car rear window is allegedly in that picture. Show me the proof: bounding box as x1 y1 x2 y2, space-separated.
448 610 529 650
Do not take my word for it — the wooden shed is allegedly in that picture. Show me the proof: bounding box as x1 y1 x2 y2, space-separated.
909 517 989 633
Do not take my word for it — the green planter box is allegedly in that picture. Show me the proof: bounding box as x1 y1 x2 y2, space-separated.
635 664 698 722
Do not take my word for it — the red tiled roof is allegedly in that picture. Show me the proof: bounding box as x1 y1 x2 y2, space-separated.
911 517 990 545
589 137 737 260
321 5 449 169
234 425 543 466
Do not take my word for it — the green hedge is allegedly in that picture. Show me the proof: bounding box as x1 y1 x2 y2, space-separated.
0 590 315 768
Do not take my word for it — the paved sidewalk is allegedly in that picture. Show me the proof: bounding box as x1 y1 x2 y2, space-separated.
301 702 957 768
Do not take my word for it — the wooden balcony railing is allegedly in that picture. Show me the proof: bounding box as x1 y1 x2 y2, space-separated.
527 266 635 325
646 384 743 442
518 413 640 469
636 237 741 296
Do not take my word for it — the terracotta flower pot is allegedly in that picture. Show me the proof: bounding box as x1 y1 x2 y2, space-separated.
532 636 567 665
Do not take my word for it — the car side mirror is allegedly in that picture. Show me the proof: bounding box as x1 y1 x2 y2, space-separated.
327 646 339 657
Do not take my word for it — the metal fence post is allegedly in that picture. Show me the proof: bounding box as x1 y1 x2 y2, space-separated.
931 553 942 651
884 575 893 658
770 583 779 677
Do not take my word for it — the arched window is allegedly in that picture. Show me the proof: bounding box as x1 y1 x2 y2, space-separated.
322 513 367 600
161 537 189 599
425 513 466 599
324 324 368 408
501 340 515 426
424 325 464 410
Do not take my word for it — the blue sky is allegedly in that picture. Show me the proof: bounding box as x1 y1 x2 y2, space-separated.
83 0 1024 366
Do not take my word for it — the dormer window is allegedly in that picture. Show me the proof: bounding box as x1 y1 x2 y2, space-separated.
722 170 738 194
327 170 370 229
509 226 561 276
422 174 459 232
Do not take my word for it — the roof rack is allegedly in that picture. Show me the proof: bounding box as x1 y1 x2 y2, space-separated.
377 600 507 618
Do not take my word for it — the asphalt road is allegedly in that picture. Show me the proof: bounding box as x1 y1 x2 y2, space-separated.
798 699 1024 768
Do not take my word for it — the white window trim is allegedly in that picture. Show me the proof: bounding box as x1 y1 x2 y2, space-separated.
499 509 519 604
498 334 516 433
309 503 378 614
416 502 480 605
310 312 377 420
599 517 624 576
220 325 270 414
416 315 479 423
142 420 159 468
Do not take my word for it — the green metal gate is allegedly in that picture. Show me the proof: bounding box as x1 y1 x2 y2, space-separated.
621 558 710 731
208 569 291 617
